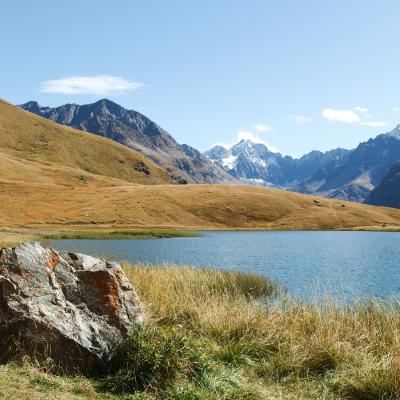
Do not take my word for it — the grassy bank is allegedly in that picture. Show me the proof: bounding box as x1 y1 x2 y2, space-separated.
39 230 201 240
0 233 42 248
2 264 400 399
0 230 200 247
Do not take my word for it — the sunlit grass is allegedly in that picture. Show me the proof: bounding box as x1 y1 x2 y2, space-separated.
0 234 42 248
0 230 200 249
118 265 400 399
2 261 400 399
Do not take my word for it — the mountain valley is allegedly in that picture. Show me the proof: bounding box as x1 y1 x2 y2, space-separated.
1 98 399 230
20 98 400 207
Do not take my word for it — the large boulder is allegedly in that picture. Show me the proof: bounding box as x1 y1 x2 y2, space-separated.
0 242 144 371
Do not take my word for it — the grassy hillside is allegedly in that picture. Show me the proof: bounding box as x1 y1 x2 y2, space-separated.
1 98 400 231
1 182 400 230
0 99 171 186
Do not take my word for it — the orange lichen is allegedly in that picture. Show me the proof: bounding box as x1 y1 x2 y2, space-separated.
0 249 8 265
46 249 60 270
79 270 122 327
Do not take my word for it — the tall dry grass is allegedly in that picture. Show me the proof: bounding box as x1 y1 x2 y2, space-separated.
2 257 400 399
122 264 400 399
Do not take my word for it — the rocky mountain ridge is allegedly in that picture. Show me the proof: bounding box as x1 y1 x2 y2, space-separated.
365 161 400 208
294 125 400 201
205 140 349 188
206 125 400 202
20 99 235 184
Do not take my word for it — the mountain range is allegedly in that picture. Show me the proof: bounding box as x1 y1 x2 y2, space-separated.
5 97 400 231
19 99 400 207
20 99 235 185
293 125 400 202
205 141 349 188
206 126 400 203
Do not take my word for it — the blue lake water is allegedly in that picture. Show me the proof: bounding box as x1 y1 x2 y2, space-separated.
45 231 400 302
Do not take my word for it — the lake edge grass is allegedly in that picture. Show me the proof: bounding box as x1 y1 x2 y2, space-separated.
0 230 201 248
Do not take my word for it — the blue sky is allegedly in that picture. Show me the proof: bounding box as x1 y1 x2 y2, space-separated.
1 0 400 157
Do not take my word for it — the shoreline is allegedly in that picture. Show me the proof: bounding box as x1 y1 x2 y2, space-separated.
2 226 400 248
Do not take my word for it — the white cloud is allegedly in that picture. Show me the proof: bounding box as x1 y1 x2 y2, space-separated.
354 106 368 113
40 75 144 95
292 115 313 124
322 107 388 128
393 107 400 112
322 108 361 124
254 124 272 132
360 121 388 127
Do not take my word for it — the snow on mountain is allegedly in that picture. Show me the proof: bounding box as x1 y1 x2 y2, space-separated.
205 139 349 188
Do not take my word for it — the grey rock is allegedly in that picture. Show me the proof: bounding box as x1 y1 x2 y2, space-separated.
0 242 143 370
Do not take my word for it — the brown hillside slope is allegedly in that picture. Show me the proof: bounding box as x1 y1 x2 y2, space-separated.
0 99 171 186
1 182 400 230
1 98 400 231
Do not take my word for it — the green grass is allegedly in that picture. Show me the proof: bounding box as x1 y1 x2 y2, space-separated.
40 230 201 240
2 265 400 399
0 230 200 248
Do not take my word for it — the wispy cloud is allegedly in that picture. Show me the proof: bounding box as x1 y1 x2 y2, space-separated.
360 121 388 127
254 124 272 132
322 108 361 124
354 106 368 113
322 107 387 127
393 107 400 112
40 75 144 95
292 115 313 124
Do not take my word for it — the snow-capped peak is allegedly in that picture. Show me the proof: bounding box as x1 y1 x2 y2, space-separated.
221 154 238 169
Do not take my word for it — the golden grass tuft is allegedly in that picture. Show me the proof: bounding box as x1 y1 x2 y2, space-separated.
0 234 41 248
123 264 279 326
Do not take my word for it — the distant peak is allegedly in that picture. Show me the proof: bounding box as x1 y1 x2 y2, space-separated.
235 139 253 146
386 124 400 139
209 144 226 151
18 100 42 112
21 100 40 108
89 98 129 115
94 98 119 107
233 138 272 151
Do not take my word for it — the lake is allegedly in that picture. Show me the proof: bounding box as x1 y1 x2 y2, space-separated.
45 231 400 302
